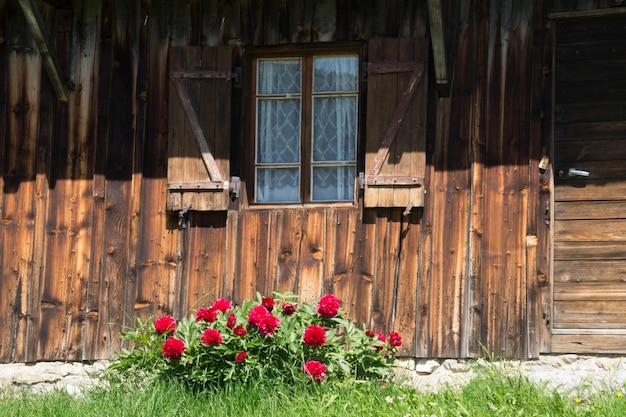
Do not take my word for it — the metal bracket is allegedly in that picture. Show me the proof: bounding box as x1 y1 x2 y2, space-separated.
229 176 241 199
178 205 192 229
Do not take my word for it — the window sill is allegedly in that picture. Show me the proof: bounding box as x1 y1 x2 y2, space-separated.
242 202 358 211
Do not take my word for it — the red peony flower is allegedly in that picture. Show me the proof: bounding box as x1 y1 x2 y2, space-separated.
211 298 233 313
303 324 327 347
316 294 340 318
247 305 280 336
226 313 236 328
200 328 223 345
257 314 280 336
162 337 185 360
235 351 247 363
389 331 402 347
155 315 177 335
303 360 326 382
282 303 296 316
373 332 386 350
196 307 218 323
248 305 269 327
233 325 247 336
365 329 375 338
261 297 275 312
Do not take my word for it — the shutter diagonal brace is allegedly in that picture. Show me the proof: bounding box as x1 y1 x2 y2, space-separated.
171 72 228 189
360 62 425 188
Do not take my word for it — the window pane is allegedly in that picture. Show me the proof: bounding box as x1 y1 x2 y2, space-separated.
258 59 301 95
312 166 355 201
313 56 358 93
257 98 301 163
257 167 300 203
313 96 357 162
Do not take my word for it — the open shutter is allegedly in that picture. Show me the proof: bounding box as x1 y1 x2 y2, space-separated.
362 38 429 210
167 46 235 211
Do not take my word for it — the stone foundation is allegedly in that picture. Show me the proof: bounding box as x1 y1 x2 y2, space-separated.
395 355 626 397
1 355 625 397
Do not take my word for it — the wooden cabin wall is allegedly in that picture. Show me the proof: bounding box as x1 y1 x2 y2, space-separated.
0 0 584 362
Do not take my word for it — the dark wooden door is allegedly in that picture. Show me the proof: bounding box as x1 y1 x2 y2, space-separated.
552 15 626 353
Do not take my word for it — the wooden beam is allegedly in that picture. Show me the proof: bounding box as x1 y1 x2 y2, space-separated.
17 0 68 101
426 0 449 96
548 7 626 19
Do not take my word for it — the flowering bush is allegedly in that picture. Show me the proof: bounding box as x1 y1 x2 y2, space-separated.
110 292 402 389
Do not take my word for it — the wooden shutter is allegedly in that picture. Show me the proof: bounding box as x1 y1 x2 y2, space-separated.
167 46 233 211
362 38 428 209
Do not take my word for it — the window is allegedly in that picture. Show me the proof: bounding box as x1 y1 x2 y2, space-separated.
252 52 359 203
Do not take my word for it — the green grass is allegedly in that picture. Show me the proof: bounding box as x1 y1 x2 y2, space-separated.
2 365 626 417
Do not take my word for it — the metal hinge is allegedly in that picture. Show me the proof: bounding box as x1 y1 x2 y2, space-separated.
232 67 242 89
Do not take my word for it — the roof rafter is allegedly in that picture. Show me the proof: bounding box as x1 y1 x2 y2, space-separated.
427 0 449 96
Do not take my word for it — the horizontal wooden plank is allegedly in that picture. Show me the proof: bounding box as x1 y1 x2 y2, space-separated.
552 334 626 354
554 137 626 161
554 201 626 220
554 300 626 328
555 180 626 201
555 260 626 282
556 80 626 104
557 16 626 43
556 39 626 62
556 58 626 82
555 120 626 141
554 282 626 301
555 219 626 241
556 102 626 124
555 241 626 260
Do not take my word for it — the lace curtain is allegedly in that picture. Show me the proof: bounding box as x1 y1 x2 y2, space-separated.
256 56 358 203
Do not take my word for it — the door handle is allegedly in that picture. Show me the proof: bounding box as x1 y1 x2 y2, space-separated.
567 168 590 177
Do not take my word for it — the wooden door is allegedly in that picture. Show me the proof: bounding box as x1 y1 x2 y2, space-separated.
552 15 626 353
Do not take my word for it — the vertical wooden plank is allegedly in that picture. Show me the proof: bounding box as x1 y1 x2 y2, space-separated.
262 0 285 44
311 0 336 42
331 208 358 319
83 0 111 360
526 0 551 357
354 208 375 328
298 209 325 303
274 210 304 296
428 35 471 357
289 0 313 43
25 2 58 362
132 0 177 328
198 0 222 46
393 212 421 357
370 209 401 335
124 0 150 338
39 0 101 360
481 1 532 358
256 210 274 296
223 209 239 301
235 210 263 303
322 208 338 295
0 0 7 361
466 1 489 357
185 213 227 311
0 4 39 361
91 0 137 359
